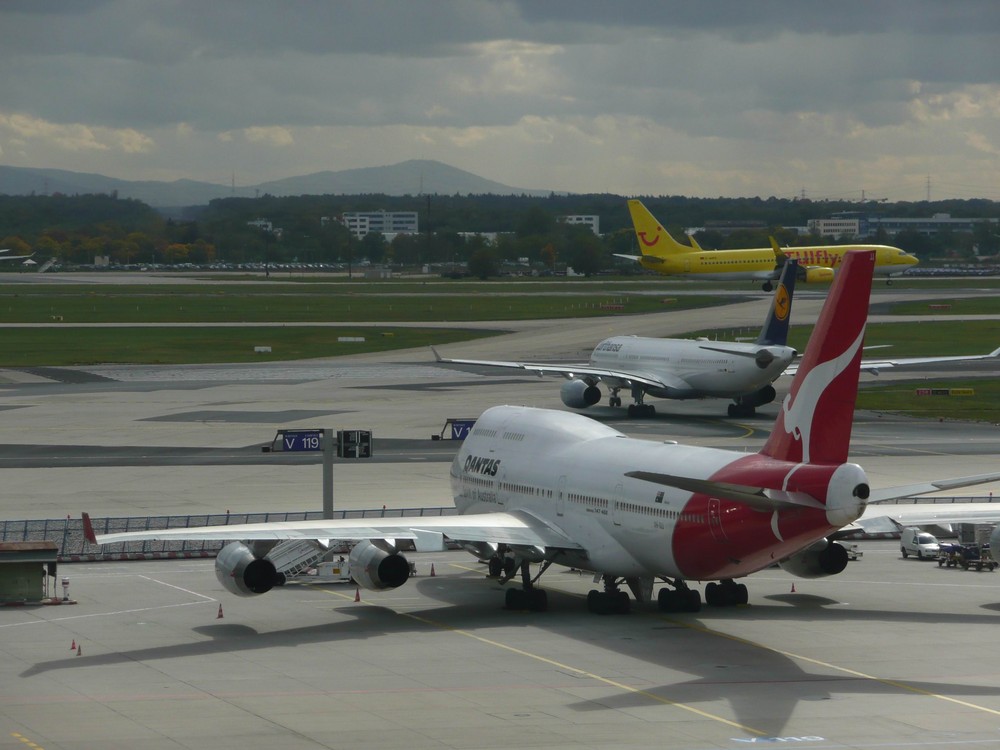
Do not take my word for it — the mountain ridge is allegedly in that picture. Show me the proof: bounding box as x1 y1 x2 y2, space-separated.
0 159 553 207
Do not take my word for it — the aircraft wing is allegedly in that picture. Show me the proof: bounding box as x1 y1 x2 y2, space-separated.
0 250 34 261
784 346 1000 377
84 511 585 552
431 347 674 391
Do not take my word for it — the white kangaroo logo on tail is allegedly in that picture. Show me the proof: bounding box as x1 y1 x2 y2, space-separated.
778 328 865 463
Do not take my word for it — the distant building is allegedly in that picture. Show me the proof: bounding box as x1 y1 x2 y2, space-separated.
808 217 865 238
869 213 997 237
808 212 997 239
247 218 283 239
558 215 600 235
340 210 418 240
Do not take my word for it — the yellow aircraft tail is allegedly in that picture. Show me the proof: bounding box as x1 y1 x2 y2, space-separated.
626 200 697 259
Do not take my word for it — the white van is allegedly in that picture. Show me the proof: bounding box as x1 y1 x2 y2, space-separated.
900 528 940 559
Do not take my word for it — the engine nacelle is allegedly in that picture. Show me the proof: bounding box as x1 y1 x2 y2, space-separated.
349 540 411 591
740 384 777 408
560 379 601 409
991 526 1000 564
803 266 835 284
215 541 283 596
778 540 849 579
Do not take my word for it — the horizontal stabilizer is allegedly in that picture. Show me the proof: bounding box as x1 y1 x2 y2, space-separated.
613 253 665 264
624 471 824 512
867 470 1000 503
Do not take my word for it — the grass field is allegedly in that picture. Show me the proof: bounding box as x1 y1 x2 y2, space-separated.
0 326 502 366
0 284 719 323
857 380 1000 423
2 275 996 421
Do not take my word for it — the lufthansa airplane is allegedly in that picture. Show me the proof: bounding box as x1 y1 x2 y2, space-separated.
84 250 1000 614
621 200 918 290
435 259 800 419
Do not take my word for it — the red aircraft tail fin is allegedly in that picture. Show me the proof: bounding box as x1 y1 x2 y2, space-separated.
761 250 875 465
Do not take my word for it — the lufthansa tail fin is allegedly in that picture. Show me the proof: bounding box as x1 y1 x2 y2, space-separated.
626 200 698 259
755 259 798 346
760 250 875 465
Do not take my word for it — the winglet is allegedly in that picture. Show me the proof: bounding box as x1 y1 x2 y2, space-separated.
82 513 97 544
430 345 443 362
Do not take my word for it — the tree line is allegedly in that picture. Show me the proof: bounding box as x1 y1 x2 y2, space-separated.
1 192 998 276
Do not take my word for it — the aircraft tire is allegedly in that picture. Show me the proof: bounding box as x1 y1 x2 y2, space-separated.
487 556 503 578
705 582 720 606
735 583 749 605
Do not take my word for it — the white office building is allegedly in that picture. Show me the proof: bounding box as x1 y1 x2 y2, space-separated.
340 210 418 240
558 215 600 235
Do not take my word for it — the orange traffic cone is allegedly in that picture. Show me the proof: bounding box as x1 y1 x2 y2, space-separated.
70 639 76 650
790 583 796 593
354 588 361 602
430 563 436 577
216 604 224 619
76 644 82 656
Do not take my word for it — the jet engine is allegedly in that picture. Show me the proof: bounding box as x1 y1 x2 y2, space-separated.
990 526 1000 564
215 541 285 596
740 384 776 408
349 540 411 591
803 267 835 284
778 540 849 579
560 379 601 409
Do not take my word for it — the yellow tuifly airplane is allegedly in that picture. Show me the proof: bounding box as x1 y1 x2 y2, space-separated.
621 199 918 290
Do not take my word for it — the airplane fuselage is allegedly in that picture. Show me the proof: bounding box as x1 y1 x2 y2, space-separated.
589 335 795 398
639 245 916 280
451 405 868 581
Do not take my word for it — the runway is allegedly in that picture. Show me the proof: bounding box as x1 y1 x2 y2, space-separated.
2 285 1000 749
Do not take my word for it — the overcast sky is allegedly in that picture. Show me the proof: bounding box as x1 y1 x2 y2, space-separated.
2 1 998 200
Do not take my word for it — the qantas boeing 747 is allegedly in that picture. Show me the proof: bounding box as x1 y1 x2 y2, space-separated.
84 250 1000 615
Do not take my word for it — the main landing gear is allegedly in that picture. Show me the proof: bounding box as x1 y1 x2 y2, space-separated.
487 553 750 614
625 386 656 419
587 576 702 614
704 579 749 607
488 549 550 612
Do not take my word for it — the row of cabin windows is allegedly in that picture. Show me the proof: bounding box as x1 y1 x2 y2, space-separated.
463 476 705 524
498 481 553 498
502 432 526 441
698 257 765 265
617 500 704 524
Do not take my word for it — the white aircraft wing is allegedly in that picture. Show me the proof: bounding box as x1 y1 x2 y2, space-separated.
431 347 675 391
86 511 585 551
784 346 1000 377
0 249 34 261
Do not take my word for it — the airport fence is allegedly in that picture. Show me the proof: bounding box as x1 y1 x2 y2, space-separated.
0 507 458 561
